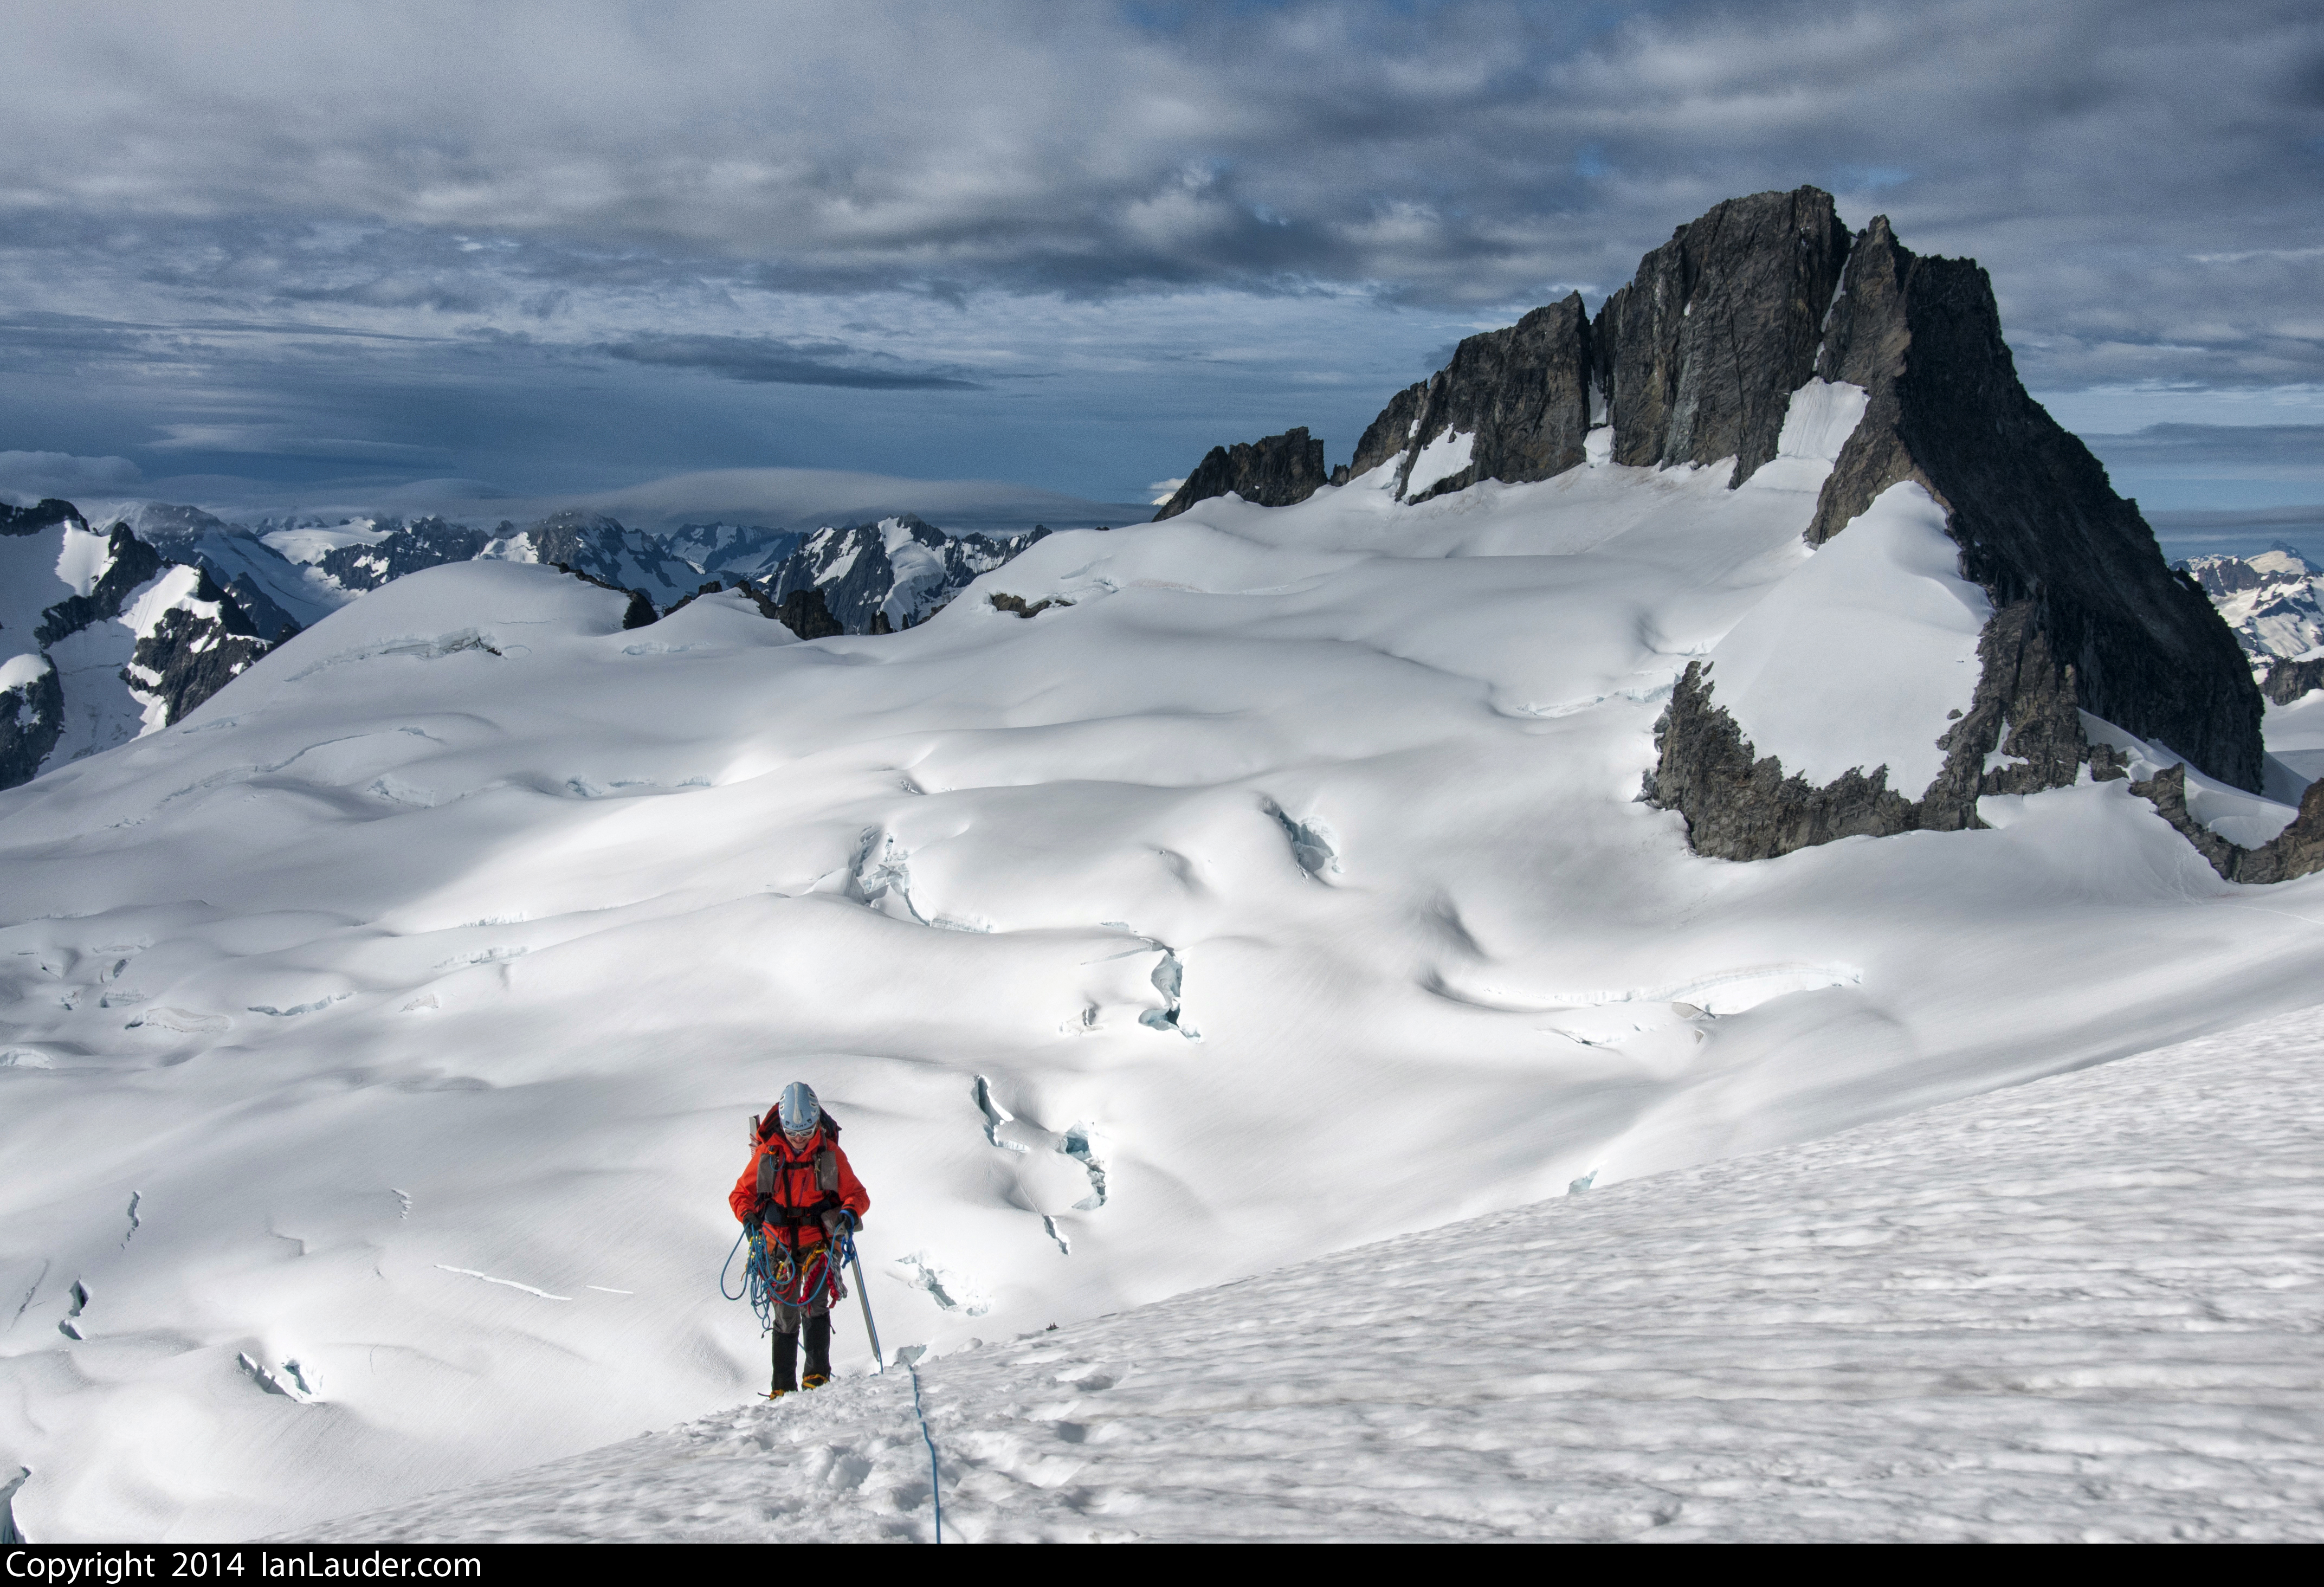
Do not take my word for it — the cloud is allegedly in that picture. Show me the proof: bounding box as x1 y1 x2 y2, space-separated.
2083 423 2324 467
2081 424 2324 488
599 334 979 389
2148 503 2324 533
1 2 2314 325
0 449 142 504
0 0 2318 508
149 424 443 461
189 465 1144 537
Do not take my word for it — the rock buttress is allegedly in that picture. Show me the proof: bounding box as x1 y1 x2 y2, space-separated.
1152 428 1329 520
1592 186 1852 486
2128 765 2324 884
1354 295 1597 504
1645 211 2265 863
1808 216 2263 794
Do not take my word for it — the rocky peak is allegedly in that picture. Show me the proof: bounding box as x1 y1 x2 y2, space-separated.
1153 429 1329 520
1351 295 1598 505
0 498 85 537
2180 547 2316 600
1165 187 1847 513
1594 185 1851 486
1800 214 2260 792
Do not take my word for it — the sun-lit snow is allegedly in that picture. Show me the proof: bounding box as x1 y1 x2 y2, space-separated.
1710 482 1990 792
1403 428 1475 496
304 1007 2324 1543
2267 691 2324 788
260 521 392 566
3 398 2321 1541
2078 712 2303 848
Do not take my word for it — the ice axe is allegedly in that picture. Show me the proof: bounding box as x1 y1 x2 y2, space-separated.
842 1229 884 1371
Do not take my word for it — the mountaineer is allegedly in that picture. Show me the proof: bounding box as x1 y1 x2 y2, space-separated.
729 1081 871 1395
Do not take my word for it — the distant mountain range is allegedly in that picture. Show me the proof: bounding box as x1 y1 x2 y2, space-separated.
1 498 1055 790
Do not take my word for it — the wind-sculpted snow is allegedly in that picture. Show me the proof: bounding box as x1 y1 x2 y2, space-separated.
306 1010 2324 1543
3 443 2323 1540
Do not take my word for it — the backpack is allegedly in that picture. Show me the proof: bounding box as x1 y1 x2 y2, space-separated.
751 1104 841 1199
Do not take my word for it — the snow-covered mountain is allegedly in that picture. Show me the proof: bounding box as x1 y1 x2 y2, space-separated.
474 511 712 609
2 499 283 790
289 517 499 597
3 188 2320 1543
2 500 1050 785
769 515 1051 633
2178 548 2324 713
111 502 341 638
663 523 806 582
93 504 1038 640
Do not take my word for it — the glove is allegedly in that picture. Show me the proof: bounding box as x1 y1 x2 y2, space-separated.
820 1208 857 1235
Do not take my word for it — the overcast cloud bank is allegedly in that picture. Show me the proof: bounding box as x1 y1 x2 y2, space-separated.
0 1 2316 506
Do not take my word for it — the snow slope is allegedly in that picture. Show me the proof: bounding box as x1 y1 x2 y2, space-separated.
4 420 2322 1541
304 1005 2324 1544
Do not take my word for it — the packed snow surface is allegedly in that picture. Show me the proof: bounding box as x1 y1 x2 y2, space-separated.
309 1008 2324 1543
4 396 2322 1541
1709 481 1988 793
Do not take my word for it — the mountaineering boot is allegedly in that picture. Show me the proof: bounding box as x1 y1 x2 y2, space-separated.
770 1325 800 1398
802 1311 833 1389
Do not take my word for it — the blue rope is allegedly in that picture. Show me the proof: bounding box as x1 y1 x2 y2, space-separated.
722 1221 849 1334
906 1358 944 1544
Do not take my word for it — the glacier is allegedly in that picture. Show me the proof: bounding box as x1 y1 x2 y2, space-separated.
2 407 2320 1541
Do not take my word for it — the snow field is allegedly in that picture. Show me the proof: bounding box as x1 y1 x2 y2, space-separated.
306 1007 2324 1543
4 395 2323 1539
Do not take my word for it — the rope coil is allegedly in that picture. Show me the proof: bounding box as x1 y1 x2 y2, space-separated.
721 1223 852 1333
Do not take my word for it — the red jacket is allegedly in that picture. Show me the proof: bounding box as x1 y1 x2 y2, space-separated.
729 1117 870 1250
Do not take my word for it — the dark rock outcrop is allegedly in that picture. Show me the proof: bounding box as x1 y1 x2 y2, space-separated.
1650 601 2089 860
2263 657 2324 705
0 663 63 790
990 593 1072 618
1355 296 1598 504
34 525 163 646
765 585 843 639
1346 385 1429 485
127 564 274 727
2129 764 2324 884
548 561 659 629
317 516 494 592
1806 215 2261 787
713 575 844 640
1593 187 1852 486
1 498 83 537
1646 662 1919 859
1643 203 2265 862
1152 429 1328 520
